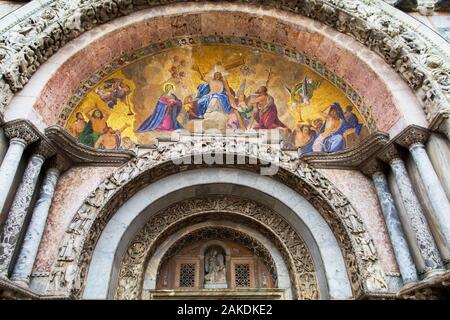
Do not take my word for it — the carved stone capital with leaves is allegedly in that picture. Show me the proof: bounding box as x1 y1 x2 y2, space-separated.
395 125 430 149
3 119 40 146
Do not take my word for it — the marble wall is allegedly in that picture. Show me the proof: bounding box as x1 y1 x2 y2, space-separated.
318 168 400 275
32 166 114 274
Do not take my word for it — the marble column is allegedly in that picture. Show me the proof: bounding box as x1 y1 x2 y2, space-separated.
0 139 27 218
396 128 450 266
0 121 39 221
380 144 444 277
0 140 55 277
362 160 418 284
10 167 60 285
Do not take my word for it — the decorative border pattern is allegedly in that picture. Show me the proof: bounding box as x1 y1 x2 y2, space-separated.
58 35 378 132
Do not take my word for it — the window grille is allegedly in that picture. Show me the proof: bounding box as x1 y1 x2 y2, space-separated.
234 263 251 287
179 263 196 288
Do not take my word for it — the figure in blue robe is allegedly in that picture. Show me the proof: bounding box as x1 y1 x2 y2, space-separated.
195 72 234 117
342 105 363 135
136 84 183 132
302 103 349 154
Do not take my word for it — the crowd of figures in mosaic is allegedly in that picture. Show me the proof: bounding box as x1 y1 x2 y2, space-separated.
0 0 449 139
65 43 370 155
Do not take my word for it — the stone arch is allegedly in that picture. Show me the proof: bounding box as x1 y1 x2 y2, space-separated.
144 220 294 299
48 140 389 299
152 226 281 294
0 1 449 137
114 201 318 300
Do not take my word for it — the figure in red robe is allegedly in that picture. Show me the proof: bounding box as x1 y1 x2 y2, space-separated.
250 86 286 129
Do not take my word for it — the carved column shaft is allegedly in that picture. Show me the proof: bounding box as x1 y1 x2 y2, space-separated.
0 138 27 220
371 171 418 284
388 157 443 276
11 167 60 285
409 143 450 265
0 154 45 276
0 139 55 277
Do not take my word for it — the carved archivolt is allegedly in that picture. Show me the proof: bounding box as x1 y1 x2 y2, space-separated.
115 198 318 300
48 139 388 299
0 1 449 134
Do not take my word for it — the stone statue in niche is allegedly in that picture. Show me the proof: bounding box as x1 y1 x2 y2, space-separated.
204 247 227 288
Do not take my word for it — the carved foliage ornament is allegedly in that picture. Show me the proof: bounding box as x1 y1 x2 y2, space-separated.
47 139 388 299
0 0 450 129
115 199 317 300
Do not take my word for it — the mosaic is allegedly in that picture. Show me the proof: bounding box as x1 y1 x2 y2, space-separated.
65 36 373 154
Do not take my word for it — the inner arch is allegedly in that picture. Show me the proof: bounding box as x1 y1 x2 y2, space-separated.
83 167 352 299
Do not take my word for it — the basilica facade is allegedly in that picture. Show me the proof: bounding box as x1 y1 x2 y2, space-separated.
0 0 449 300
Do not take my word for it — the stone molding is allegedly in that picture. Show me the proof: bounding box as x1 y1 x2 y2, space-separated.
300 132 390 169
115 199 317 300
44 125 135 167
47 137 388 299
0 1 449 136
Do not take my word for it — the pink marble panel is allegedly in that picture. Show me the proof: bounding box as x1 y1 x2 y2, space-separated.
318 168 400 275
33 166 115 274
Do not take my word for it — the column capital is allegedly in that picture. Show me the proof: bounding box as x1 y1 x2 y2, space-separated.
48 154 72 173
360 158 385 177
32 139 56 160
3 120 40 146
377 143 403 164
395 125 429 149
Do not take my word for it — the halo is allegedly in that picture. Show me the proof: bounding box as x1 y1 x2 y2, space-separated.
163 82 175 93
206 64 229 80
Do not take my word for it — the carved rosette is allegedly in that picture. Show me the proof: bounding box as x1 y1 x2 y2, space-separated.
3 120 40 146
115 197 318 300
47 139 387 299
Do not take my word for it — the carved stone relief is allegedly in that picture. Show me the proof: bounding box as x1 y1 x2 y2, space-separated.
47 138 388 299
115 199 317 300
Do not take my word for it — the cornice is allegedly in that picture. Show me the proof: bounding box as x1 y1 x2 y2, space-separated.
299 132 390 170
44 125 136 167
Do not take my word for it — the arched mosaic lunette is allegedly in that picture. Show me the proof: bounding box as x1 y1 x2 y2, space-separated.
47 139 388 299
59 35 377 132
114 203 317 300
0 1 449 135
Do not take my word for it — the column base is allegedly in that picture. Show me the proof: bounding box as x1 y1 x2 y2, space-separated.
398 270 450 299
